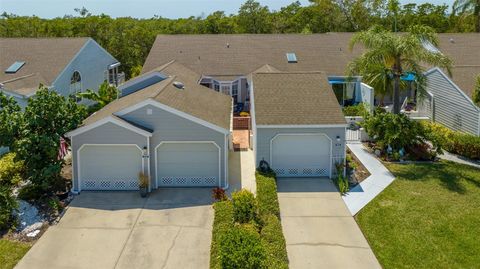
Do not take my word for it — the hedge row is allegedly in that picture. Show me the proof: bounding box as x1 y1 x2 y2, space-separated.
424 122 480 160
210 172 289 269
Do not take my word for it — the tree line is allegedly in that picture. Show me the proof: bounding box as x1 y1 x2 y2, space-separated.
0 0 478 78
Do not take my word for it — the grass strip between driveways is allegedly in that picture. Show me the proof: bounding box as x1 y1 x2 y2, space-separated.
210 172 288 269
0 239 31 269
356 161 480 269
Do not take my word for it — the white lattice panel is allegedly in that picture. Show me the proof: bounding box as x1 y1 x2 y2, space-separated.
159 176 217 187
274 166 328 177
82 179 139 190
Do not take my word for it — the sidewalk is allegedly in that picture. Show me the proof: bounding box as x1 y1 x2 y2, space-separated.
343 143 395 215
438 151 480 169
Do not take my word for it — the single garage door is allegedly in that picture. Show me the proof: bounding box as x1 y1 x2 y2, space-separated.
271 134 331 178
79 145 143 190
156 142 219 187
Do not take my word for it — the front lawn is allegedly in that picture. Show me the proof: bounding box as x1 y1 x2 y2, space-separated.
356 161 480 269
0 239 31 269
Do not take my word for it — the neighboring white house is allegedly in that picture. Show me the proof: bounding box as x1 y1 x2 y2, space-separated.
66 62 232 192
0 38 123 108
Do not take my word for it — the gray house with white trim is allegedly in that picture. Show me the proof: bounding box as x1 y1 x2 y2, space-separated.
0 38 122 108
250 71 347 178
66 62 232 192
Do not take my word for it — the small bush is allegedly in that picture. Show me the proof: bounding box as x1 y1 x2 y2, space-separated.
0 185 17 231
423 122 480 160
210 201 234 269
232 189 256 223
256 172 280 220
343 104 368 116
18 184 44 202
260 214 289 269
212 187 228 202
219 225 266 269
0 153 24 187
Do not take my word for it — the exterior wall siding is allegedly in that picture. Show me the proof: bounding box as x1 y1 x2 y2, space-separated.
255 127 346 177
122 104 228 188
426 69 480 136
53 39 118 100
71 122 148 191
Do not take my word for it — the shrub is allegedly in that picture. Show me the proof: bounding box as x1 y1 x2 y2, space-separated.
423 122 480 160
232 189 256 223
219 225 266 269
18 184 44 202
260 214 289 269
210 201 234 269
256 172 280 220
212 187 228 202
342 104 368 116
0 153 24 187
0 185 17 231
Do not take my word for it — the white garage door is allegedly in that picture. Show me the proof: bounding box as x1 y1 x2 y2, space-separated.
156 142 219 187
79 145 143 190
271 134 331 178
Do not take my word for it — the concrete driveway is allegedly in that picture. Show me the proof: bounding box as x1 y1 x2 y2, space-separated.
15 189 213 269
277 178 381 269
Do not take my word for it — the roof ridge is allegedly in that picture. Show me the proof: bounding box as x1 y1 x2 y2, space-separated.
1 73 38 84
151 75 176 99
254 71 327 75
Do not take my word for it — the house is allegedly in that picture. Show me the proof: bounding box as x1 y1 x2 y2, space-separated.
0 38 122 108
419 34 480 136
250 71 347 178
142 33 371 111
66 61 232 192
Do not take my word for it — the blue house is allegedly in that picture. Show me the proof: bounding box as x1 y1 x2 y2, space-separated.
0 38 122 108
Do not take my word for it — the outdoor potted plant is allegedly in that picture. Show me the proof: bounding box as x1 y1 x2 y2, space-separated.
138 172 149 198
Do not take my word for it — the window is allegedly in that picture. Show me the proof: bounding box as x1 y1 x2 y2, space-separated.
232 82 239 103
70 71 82 103
214 82 220 92
331 82 356 106
221 85 230 95
5 61 25 73
286 53 297 63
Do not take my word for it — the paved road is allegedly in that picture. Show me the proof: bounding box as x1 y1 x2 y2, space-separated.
277 178 381 269
15 189 213 269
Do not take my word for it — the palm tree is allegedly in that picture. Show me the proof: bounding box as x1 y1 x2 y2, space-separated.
77 81 119 112
453 0 480 32
349 25 452 114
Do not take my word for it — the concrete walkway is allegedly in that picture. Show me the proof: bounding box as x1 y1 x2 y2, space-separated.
439 151 480 169
277 178 381 269
343 143 396 215
228 149 256 195
15 190 213 269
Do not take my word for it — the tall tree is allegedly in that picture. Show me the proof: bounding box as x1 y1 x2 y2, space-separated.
237 0 272 33
349 25 452 114
453 0 480 32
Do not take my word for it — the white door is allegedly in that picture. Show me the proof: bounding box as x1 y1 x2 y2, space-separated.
156 142 220 187
271 134 331 177
79 145 142 190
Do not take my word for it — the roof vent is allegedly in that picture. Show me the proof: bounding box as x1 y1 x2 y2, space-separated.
226 43 230 48
5 61 26 73
173 81 185 89
286 53 297 63
449 38 455 43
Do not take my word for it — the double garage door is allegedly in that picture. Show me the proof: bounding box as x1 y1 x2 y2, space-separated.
271 134 331 178
78 142 220 191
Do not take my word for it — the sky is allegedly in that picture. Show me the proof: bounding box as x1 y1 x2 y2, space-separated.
0 0 452 19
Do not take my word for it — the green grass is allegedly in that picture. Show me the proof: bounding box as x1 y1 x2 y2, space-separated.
0 239 31 269
356 161 480 269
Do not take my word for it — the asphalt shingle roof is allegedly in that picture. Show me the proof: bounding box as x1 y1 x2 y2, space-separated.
252 71 346 126
84 61 232 130
0 38 90 96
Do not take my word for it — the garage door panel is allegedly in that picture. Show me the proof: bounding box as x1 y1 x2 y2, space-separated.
272 134 331 178
80 145 142 190
157 142 219 187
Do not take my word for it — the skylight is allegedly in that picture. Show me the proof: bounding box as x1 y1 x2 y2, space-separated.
421 39 441 54
286 53 297 63
5 61 26 74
